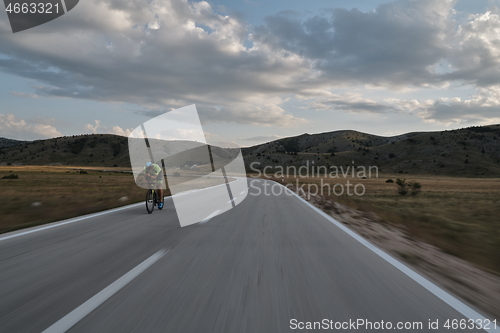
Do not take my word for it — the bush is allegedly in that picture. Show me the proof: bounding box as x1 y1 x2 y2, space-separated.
389 153 396 158
396 178 421 195
409 181 422 195
79 170 88 174
396 178 408 195
386 179 394 183
2 174 19 179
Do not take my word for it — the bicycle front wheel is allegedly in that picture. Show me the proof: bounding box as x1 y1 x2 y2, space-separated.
146 189 155 214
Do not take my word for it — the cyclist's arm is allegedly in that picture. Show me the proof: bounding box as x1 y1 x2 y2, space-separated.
142 170 153 181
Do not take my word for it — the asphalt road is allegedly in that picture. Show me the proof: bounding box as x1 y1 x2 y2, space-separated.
0 179 493 332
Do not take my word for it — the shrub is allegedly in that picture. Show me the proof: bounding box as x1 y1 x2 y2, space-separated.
386 179 394 183
396 178 422 196
389 153 396 158
79 170 88 174
2 174 19 179
409 181 422 195
396 178 408 195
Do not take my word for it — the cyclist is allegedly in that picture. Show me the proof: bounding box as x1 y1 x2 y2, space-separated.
144 162 164 209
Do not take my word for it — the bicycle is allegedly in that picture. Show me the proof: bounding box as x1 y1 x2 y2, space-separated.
143 183 164 214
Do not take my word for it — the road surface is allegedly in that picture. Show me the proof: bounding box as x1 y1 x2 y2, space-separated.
0 179 493 332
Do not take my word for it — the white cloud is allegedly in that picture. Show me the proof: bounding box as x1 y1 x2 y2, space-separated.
308 92 403 113
85 120 133 136
414 87 500 124
1 0 500 128
356 87 500 125
10 91 40 98
240 135 282 141
0 0 308 127
252 0 456 87
445 10 500 86
0 114 62 140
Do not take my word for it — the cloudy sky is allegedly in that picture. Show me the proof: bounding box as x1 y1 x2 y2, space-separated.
1 0 500 145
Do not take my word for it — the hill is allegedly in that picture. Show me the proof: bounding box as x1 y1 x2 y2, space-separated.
0 134 130 168
241 125 500 177
0 137 29 149
1 124 500 176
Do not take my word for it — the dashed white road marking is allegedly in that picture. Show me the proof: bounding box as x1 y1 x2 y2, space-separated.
199 210 221 224
42 249 168 333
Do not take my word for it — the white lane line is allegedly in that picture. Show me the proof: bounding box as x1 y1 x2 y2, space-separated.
272 180 498 333
199 210 221 224
0 202 143 242
227 198 235 204
240 191 246 195
42 249 168 333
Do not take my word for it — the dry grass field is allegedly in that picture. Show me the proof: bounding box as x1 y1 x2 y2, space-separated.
0 166 232 234
280 174 500 274
0 166 167 234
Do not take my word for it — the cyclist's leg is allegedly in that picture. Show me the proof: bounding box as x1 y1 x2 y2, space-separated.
155 180 164 203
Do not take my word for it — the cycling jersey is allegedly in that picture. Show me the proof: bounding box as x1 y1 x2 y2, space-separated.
144 163 164 183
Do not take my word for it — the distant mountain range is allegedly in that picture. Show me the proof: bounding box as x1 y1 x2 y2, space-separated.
1 124 500 176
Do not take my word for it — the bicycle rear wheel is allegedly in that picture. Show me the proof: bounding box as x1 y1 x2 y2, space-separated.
146 189 154 214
